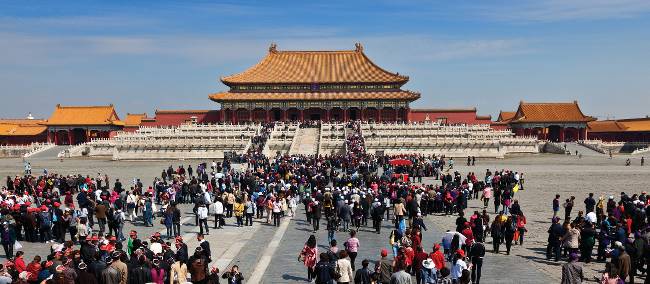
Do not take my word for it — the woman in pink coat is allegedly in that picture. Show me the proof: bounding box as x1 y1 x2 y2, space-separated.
300 234 318 282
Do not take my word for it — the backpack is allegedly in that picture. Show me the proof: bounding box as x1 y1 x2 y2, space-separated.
114 211 124 225
40 212 51 227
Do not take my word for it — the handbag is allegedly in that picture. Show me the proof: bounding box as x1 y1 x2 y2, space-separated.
13 241 22 251
333 262 342 279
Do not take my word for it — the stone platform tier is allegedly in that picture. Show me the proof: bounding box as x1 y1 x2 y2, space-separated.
64 121 539 160
361 122 539 158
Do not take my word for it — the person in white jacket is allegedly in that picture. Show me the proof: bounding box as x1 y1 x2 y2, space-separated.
335 250 354 284
210 198 224 229
197 204 209 235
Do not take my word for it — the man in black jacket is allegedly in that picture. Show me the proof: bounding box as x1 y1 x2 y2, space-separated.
469 240 486 284
314 253 335 284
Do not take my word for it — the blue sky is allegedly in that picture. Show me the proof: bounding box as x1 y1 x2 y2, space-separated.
1 0 649 120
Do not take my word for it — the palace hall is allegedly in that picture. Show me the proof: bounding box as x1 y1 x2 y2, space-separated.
209 43 419 123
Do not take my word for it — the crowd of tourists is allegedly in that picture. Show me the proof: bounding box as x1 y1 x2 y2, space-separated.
0 121 535 283
549 190 650 284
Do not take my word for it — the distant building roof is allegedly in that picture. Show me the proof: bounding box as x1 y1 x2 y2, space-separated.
511 101 594 123
221 43 409 85
496 111 517 123
589 117 650 133
0 119 47 136
209 91 420 102
124 113 148 127
44 104 124 126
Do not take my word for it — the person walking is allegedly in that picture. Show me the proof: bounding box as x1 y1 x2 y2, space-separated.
344 230 360 271
233 198 244 227
560 253 583 284
300 235 319 282
469 240 485 284
335 250 354 284
211 197 224 229
547 217 564 262
197 203 209 235
244 196 255 226
314 253 335 284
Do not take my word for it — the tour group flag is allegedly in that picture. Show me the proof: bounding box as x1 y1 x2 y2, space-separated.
513 183 520 193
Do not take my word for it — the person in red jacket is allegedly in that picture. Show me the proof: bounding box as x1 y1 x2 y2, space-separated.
14 251 26 273
430 244 446 272
25 255 41 282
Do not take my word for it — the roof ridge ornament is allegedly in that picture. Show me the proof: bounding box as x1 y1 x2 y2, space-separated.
355 42 363 52
269 43 278 53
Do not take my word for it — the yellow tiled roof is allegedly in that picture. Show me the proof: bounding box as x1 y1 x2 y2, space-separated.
511 101 595 123
588 118 650 133
124 113 148 127
45 104 124 126
497 111 517 122
0 119 47 136
221 43 409 85
209 91 420 102
588 120 627 132
618 118 650 132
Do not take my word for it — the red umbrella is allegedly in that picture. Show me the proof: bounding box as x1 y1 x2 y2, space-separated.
389 158 412 166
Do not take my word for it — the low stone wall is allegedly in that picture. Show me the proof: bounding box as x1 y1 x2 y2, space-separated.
112 147 234 160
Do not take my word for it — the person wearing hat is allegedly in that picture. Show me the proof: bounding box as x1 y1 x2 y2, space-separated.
420 258 437 284
76 261 98 284
561 253 583 284
109 250 128 284
450 249 467 283
374 249 392 284
170 255 189 284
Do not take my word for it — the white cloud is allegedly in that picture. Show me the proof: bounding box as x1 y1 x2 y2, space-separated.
474 0 650 22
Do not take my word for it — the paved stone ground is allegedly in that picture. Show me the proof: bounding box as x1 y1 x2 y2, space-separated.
0 152 648 283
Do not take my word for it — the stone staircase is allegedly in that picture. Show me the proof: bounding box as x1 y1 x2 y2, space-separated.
288 127 320 156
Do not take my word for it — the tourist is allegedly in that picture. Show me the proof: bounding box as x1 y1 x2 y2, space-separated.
211 197 224 229
245 196 255 226
450 249 467 284
233 197 244 227
344 230 360 271
221 265 244 284
375 249 392 284
272 197 282 226
300 235 319 282
503 216 516 255
560 253 583 284
389 260 411 284
0 222 16 259
170 256 189 283
468 240 485 284
420 258 437 284
315 253 335 284
197 203 209 234
353 259 372 284
546 217 563 262
563 196 575 220
335 250 354 284
552 194 561 219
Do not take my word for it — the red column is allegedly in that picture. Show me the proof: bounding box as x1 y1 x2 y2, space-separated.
67 130 73 145
300 109 304 122
343 109 348 122
325 109 330 121
248 109 252 122
360 108 365 121
559 127 565 142
282 110 288 121
54 132 59 145
218 109 223 122
265 110 270 123
231 110 237 124
377 109 382 122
